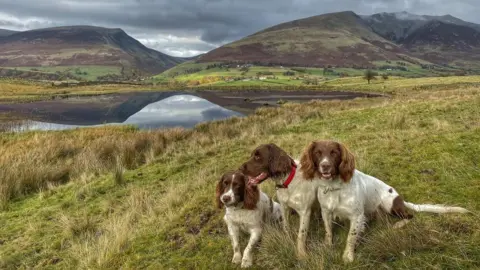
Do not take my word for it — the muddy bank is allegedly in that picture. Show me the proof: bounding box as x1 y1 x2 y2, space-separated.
0 90 384 125
198 90 383 114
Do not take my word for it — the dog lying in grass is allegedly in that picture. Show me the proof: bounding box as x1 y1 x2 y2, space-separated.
216 170 282 268
300 140 470 262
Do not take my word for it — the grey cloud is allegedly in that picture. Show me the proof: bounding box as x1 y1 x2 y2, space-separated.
0 0 479 56
200 25 231 44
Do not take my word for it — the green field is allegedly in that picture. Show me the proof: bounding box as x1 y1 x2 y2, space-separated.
1 76 479 269
154 60 468 88
4 65 122 81
0 78 160 103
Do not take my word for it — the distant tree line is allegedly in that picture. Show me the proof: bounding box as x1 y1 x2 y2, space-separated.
291 67 307 73
205 63 232 69
396 55 421 65
0 68 82 81
182 67 202 74
257 71 274 76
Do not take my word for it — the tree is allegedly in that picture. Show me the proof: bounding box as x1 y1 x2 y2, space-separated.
364 70 377 84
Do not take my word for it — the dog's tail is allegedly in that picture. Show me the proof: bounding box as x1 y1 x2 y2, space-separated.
404 202 469 214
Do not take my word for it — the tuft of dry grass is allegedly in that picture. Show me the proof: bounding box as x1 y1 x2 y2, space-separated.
59 213 98 239
0 127 182 207
114 158 125 186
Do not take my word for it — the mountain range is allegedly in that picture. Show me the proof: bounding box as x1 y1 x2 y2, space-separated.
198 11 480 69
1 10 480 79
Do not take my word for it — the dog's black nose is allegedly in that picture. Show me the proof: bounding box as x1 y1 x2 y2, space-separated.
222 195 232 203
321 164 331 171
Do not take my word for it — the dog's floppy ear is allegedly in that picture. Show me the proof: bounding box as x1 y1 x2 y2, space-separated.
267 143 294 177
300 141 317 180
243 174 259 210
215 174 226 209
338 142 355 182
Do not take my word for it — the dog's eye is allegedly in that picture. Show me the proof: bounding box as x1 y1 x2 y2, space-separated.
331 150 337 156
254 153 260 160
316 150 322 156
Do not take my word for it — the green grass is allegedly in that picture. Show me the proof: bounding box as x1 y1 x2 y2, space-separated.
5 65 122 81
0 80 479 269
0 78 166 103
155 60 471 89
158 61 221 78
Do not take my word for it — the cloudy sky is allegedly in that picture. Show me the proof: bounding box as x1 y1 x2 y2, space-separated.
0 0 479 57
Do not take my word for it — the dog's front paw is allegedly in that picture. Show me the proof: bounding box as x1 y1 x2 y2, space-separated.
342 251 355 263
232 252 242 264
241 256 253 268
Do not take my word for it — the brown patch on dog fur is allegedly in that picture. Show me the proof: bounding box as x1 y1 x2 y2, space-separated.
391 196 413 219
338 143 355 182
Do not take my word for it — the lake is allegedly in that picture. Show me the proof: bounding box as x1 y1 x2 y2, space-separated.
8 95 243 132
0 90 384 132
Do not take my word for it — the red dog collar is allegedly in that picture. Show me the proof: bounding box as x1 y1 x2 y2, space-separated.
276 164 297 189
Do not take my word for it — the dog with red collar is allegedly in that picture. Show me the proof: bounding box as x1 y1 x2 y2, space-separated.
240 143 321 258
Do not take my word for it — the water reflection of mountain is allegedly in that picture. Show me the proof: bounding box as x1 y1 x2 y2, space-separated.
122 95 243 130
1 90 383 132
0 92 212 125
11 95 243 132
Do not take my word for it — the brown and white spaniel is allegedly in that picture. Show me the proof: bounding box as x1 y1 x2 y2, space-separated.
240 143 321 258
216 170 281 268
300 140 469 262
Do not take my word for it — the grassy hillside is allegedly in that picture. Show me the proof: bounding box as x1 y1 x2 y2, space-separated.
155 61 472 89
197 11 439 68
196 11 480 71
1 76 479 269
0 26 185 77
2 66 122 81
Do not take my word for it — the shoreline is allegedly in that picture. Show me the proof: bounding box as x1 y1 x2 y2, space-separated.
0 89 385 126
